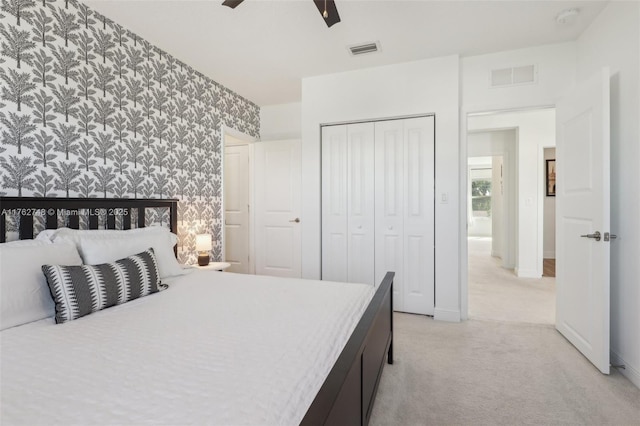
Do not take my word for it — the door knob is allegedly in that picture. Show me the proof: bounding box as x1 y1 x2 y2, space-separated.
580 231 601 241
289 218 300 223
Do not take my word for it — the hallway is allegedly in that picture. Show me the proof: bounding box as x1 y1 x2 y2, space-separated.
468 237 556 325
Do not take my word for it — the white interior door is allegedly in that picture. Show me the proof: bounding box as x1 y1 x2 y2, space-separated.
347 123 375 285
254 140 301 278
374 117 435 314
556 68 611 374
324 118 434 314
375 120 405 307
224 145 250 273
322 123 375 285
401 117 435 315
322 126 348 282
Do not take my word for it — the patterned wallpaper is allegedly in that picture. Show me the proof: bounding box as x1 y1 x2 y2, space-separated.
0 0 260 264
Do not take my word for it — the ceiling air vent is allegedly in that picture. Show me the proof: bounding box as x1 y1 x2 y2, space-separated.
490 65 536 88
348 42 380 56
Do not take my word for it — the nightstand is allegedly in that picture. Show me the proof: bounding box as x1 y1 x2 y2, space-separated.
196 262 231 271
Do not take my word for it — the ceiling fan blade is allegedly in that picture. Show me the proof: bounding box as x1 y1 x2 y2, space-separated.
222 0 244 9
313 0 341 28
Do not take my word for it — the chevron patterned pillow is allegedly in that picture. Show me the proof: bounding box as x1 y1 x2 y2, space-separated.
42 248 161 324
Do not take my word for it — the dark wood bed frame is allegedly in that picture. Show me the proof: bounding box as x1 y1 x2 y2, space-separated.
0 196 393 426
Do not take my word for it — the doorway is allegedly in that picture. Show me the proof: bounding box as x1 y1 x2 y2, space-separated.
222 129 256 274
465 108 556 324
543 147 556 278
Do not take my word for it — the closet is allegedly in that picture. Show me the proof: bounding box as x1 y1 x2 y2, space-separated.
321 116 435 315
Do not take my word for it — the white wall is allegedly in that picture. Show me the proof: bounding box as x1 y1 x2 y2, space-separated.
462 42 576 112
468 109 556 278
260 102 302 140
543 148 556 259
302 56 461 322
468 129 517 268
576 1 640 388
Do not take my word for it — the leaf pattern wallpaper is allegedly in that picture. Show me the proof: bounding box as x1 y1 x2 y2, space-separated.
0 0 260 264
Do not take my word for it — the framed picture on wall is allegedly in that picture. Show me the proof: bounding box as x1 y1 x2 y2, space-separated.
546 159 556 196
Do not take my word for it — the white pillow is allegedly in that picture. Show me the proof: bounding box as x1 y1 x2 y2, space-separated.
0 240 83 330
2 238 52 247
4 231 20 242
34 229 58 241
63 228 187 279
37 226 171 244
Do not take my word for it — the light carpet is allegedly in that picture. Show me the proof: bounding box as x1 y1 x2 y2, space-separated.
368 237 638 425
369 313 640 425
467 237 556 325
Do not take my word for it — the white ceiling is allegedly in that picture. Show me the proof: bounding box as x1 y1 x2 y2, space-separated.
84 0 607 106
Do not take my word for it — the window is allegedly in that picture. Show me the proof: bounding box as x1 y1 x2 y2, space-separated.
470 168 492 217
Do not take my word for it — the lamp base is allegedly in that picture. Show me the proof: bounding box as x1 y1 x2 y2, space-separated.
198 253 210 266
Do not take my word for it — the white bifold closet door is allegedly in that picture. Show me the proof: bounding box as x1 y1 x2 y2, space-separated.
321 123 375 285
322 116 434 315
374 117 434 315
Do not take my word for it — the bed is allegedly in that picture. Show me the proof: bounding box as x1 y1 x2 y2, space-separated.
0 197 394 425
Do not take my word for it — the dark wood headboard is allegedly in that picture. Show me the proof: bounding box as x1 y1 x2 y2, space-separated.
0 197 178 242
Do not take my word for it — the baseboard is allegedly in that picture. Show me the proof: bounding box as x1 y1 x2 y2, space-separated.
434 308 461 322
515 268 541 278
611 350 640 389
543 251 556 259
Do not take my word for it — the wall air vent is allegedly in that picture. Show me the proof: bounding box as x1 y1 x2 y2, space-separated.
490 65 536 88
348 42 380 56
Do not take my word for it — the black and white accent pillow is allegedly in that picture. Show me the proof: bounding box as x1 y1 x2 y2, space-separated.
42 248 161 324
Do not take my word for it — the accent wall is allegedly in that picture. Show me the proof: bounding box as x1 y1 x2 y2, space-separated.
0 0 260 264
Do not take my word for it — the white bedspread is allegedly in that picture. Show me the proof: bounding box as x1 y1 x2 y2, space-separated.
0 271 374 425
